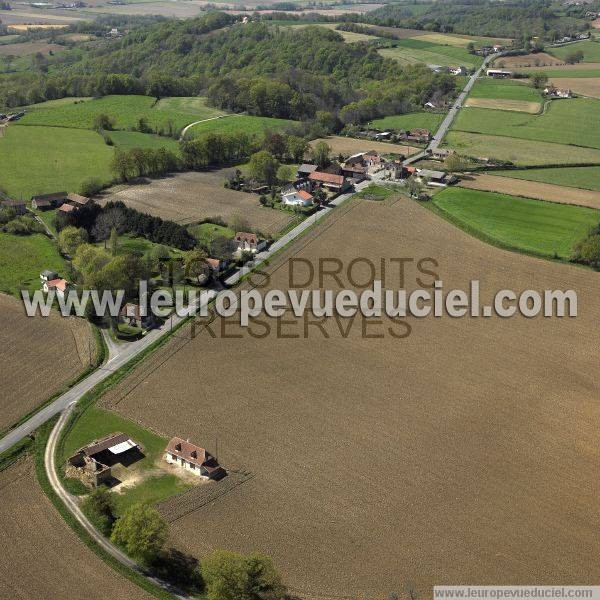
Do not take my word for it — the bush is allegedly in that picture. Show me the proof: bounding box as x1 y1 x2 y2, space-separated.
79 177 104 197
571 232 600 270
81 486 116 536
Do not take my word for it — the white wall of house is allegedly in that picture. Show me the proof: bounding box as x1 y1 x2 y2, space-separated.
282 191 311 207
164 453 209 479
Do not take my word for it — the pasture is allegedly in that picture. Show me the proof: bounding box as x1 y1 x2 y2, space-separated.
109 130 180 152
310 135 420 157
100 170 294 235
369 111 444 132
0 125 114 198
468 78 542 102
97 194 600 598
457 173 600 210
18 95 223 134
188 222 235 246
549 39 600 63
432 186 600 258
0 294 95 432
379 39 482 67
185 115 296 139
444 131 600 165
0 233 65 296
0 459 153 599
494 166 600 192
0 40 63 57
452 98 600 149
464 98 541 112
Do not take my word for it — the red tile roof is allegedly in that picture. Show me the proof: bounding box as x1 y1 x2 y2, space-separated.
298 189 314 201
46 278 68 291
309 171 344 186
67 193 89 205
59 203 77 213
165 437 223 473
235 231 259 245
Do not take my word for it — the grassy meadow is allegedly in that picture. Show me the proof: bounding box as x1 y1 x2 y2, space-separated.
452 98 600 149
494 166 600 192
468 78 542 102
18 95 223 134
185 114 296 138
369 111 444 132
0 233 66 296
108 130 180 151
549 39 600 63
432 187 600 258
379 38 482 67
0 125 114 198
444 132 600 165
188 222 235 246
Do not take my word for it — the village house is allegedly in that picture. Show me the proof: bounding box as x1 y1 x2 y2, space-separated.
341 163 368 180
205 257 228 276
1 198 27 215
66 192 90 207
41 271 69 298
430 148 456 161
403 128 432 143
58 203 78 214
120 302 155 329
544 85 572 98
235 231 267 253
308 171 349 193
68 433 141 488
31 191 68 211
282 188 314 207
164 437 225 479
449 66 469 76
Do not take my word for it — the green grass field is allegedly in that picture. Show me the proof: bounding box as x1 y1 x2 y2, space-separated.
354 185 395 200
0 125 114 198
468 78 542 102
109 130 180 152
452 98 600 149
188 222 234 246
432 187 600 258
549 39 600 63
379 38 482 68
494 166 600 191
0 233 66 296
186 115 296 138
369 111 444 132
18 95 223 134
444 132 600 165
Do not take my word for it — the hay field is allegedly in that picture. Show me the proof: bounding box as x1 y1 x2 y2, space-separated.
310 135 421 156
550 77 600 98
458 173 600 209
100 171 293 235
495 52 563 68
0 41 63 57
464 98 541 112
514 63 600 77
0 295 95 432
444 131 600 165
0 458 152 599
100 196 600 599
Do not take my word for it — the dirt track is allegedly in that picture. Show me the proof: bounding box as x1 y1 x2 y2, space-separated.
0 294 95 432
0 458 152 599
458 173 600 209
100 194 600 599
100 170 293 235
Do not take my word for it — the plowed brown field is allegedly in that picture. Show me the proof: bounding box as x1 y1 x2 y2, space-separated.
100 171 293 235
458 173 600 208
464 98 541 113
495 52 563 68
101 197 600 599
0 458 152 599
310 135 421 157
0 294 95 432
550 77 600 99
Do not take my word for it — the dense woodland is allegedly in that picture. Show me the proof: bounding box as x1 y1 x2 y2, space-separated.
0 13 456 126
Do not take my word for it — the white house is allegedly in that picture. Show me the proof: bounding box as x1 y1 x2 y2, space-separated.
164 437 225 479
282 188 314 207
43 277 69 298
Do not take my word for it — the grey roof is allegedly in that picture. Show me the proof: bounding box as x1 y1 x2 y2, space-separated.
418 169 446 179
31 191 68 202
41 270 58 279
297 164 318 173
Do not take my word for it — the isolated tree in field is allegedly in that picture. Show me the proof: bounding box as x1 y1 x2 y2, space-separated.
310 140 331 168
201 550 286 600
111 503 167 565
530 73 548 89
92 207 125 244
405 176 424 198
93 113 115 131
109 227 119 256
81 486 116 536
565 49 584 64
571 233 600 270
248 150 280 187
58 226 88 256
110 150 136 182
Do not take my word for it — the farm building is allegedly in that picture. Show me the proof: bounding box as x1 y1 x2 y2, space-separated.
66 193 90 206
402 128 432 143
205 257 228 275
42 277 69 298
1 199 27 215
416 169 458 187
297 164 318 178
164 437 225 479
235 232 267 253
31 191 68 211
58 203 78 214
309 171 349 192
450 66 469 75
430 148 456 160
68 433 141 487
543 86 573 99
486 69 512 78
